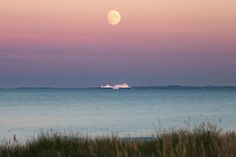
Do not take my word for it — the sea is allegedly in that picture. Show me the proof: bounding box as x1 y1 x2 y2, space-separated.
0 87 236 142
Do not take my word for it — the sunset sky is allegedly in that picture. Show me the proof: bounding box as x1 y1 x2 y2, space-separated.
0 0 236 87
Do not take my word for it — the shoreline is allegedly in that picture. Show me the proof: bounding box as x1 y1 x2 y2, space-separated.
1 123 235 157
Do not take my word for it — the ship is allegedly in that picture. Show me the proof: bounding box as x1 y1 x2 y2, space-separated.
100 83 131 89
100 84 113 89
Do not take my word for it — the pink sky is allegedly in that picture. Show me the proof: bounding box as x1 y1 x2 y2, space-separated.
0 0 236 87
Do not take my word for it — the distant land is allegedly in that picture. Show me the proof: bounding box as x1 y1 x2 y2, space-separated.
134 85 236 89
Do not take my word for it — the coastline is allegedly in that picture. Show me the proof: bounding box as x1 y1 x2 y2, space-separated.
1 123 235 157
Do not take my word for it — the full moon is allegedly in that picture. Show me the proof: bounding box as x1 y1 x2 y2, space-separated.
107 10 121 25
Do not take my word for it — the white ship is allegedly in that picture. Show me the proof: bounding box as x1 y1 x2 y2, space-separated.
100 84 113 89
100 83 131 89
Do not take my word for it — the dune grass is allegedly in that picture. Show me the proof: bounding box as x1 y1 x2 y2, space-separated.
0 123 235 157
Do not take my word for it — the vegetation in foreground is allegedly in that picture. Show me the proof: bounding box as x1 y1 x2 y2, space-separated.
0 123 235 157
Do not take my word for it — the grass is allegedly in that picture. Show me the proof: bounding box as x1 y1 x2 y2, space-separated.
0 123 235 157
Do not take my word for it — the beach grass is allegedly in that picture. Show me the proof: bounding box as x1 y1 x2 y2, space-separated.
0 123 235 157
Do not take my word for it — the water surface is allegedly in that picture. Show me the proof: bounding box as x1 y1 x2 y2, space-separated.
0 88 235 141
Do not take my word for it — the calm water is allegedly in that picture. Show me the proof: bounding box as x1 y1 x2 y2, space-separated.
0 88 236 141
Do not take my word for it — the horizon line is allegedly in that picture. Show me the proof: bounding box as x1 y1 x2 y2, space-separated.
1 85 236 89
